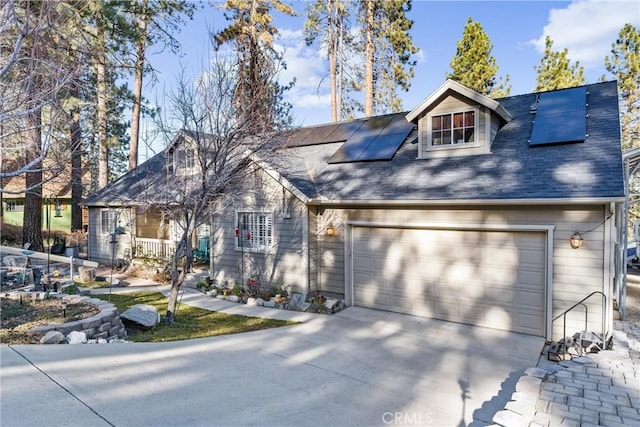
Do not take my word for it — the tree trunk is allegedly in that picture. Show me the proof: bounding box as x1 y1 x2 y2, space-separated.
96 23 109 189
70 87 83 232
328 0 337 122
364 0 375 117
22 107 43 251
165 214 194 324
129 0 148 171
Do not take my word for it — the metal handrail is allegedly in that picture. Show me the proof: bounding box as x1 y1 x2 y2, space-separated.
552 291 607 357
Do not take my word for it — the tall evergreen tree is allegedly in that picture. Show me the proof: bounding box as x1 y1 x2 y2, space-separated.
304 0 351 122
124 0 196 170
534 36 585 92
79 0 134 189
605 23 639 150
446 17 510 98
214 0 296 130
354 0 418 117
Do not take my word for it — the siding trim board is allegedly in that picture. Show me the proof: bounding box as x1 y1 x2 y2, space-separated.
346 219 555 339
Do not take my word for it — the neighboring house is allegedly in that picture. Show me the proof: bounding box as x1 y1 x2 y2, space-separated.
0 157 89 233
85 80 625 342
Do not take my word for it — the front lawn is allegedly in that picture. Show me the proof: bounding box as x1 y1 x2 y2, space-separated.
93 292 297 342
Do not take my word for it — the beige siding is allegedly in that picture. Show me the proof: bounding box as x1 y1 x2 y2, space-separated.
308 209 319 292
212 169 308 294
307 209 346 298
320 205 611 341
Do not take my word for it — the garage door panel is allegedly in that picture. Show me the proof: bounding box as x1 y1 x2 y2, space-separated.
518 290 545 308
352 227 546 336
485 288 515 304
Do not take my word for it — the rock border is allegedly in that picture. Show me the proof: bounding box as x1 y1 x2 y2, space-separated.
2 291 127 342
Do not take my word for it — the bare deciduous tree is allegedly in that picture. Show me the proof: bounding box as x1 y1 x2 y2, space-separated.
149 52 291 324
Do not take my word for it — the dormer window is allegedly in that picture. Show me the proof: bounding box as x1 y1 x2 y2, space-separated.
174 148 196 175
430 110 476 147
407 80 512 159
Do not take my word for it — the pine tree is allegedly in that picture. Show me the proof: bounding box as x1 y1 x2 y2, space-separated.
356 0 418 117
214 0 296 130
605 23 639 150
447 17 510 97
304 0 351 122
534 36 585 92
125 0 197 170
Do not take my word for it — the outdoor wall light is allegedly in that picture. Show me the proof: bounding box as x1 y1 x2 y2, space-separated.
570 232 584 249
326 223 336 237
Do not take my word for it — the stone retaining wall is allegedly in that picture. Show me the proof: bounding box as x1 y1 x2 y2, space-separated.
2 292 127 341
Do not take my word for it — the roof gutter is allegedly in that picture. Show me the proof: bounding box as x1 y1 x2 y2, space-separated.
307 197 625 207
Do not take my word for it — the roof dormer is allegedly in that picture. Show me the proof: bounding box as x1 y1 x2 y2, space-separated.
406 79 511 159
166 130 199 176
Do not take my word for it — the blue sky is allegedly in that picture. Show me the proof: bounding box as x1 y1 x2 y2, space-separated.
140 0 638 157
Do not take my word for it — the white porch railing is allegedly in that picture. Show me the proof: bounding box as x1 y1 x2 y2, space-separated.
134 238 176 260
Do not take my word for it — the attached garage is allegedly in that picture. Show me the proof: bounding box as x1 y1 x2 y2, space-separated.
349 225 549 336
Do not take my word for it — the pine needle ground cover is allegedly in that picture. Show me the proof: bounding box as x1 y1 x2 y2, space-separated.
94 292 297 342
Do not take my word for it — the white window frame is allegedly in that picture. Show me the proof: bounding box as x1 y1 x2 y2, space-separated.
427 108 479 150
235 211 273 253
101 210 118 235
174 148 197 176
5 200 24 212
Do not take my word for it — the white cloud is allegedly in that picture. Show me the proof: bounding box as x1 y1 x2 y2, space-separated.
530 0 638 69
275 28 331 120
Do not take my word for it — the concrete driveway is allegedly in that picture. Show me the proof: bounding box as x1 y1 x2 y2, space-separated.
1 306 544 427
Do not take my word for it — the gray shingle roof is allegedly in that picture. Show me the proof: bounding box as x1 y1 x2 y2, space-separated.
83 150 170 206
268 81 624 202
84 81 624 207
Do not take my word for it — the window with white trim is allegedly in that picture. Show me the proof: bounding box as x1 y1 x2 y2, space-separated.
101 210 118 235
235 211 272 252
5 200 24 212
430 110 476 146
174 148 196 175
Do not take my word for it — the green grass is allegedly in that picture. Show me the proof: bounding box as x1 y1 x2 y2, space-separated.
94 292 297 342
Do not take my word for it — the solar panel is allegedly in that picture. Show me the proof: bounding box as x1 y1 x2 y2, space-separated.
327 136 374 163
327 113 414 163
529 86 587 146
357 114 394 136
285 127 314 147
357 133 407 161
325 120 365 142
380 114 415 135
301 124 341 145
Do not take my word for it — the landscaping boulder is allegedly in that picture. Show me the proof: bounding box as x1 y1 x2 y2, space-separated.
120 304 160 329
288 293 310 311
66 331 87 344
40 331 65 344
78 267 96 284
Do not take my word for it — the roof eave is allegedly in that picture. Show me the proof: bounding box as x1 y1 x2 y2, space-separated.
405 79 512 123
307 197 625 207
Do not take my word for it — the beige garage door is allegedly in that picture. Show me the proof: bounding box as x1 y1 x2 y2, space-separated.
352 227 546 336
